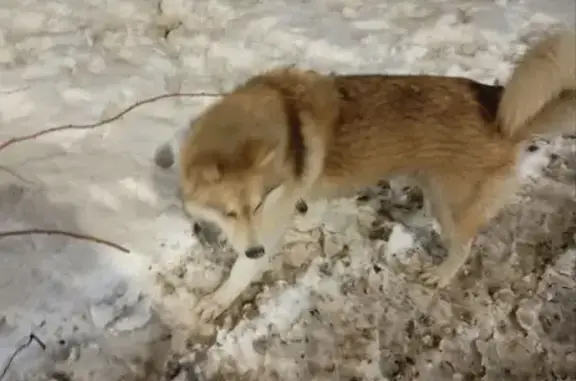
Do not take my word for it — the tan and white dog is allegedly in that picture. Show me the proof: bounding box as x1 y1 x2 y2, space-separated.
155 29 576 323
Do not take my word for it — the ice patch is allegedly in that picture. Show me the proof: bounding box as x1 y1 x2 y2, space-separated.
386 224 417 256
213 285 311 371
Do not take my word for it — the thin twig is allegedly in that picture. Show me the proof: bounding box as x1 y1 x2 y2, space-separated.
0 86 30 95
0 333 46 381
0 165 36 185
0 229 129 253
0 92 223 152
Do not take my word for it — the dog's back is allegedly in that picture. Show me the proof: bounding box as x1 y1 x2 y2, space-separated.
323 75 508 181
317 30 575 194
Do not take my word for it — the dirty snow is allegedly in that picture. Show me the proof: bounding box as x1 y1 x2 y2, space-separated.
0 0 575 380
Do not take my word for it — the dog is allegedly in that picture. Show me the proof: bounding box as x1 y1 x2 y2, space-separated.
155 29 576 323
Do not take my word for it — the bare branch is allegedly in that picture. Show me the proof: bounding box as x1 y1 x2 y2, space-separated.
0 229 129 253
0 86 31 94
0 92 223 152
0 165 36 184
0 333 46 381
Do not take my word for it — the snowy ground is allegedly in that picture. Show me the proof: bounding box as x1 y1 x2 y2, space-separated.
0 0 575 380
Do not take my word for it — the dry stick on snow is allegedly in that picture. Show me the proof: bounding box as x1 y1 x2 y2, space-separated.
0 333 46 381
0 229 130 253
0 93 224 250
0 92 223 152
0 92 170 380
0 92 223 378
0 165 35 184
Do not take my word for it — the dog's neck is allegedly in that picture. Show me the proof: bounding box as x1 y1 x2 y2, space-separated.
250 71 339 197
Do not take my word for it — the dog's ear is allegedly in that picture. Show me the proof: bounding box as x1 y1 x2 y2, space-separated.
196 162 221 183
180 161 221 196
183 155 222 187
243 140 279 170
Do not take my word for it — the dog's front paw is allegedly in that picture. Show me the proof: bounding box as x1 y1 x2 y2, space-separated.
417 265 453 289
193 294 228 323
418 267 441 288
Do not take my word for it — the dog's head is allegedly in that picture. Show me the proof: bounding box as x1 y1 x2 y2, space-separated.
180 142 285 258
176 67 340 258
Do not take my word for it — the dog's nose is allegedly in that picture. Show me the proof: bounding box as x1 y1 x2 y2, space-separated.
244 246 265 259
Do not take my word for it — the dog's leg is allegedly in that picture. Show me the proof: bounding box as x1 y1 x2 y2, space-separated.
419 168 517 288
419 228 473 289
193 254 270 322
414 175 452 234
194 185 299 323
416 176 460 287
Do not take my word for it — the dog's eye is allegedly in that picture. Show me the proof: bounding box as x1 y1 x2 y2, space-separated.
224 211 238 219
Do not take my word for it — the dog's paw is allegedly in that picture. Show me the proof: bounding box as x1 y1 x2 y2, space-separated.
417 266 453 289
193 294 228 323
418 268 441 288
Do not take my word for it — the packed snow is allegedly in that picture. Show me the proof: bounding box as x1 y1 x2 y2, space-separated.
0 0 574 380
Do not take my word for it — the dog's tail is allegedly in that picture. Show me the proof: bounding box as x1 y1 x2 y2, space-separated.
498 29 576 141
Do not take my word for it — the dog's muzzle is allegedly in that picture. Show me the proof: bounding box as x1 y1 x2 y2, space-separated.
244 245 265 259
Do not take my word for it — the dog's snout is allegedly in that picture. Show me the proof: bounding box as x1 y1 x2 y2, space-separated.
244 245 265 259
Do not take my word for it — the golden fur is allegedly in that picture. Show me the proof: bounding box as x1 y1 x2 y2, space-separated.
155 29 576 322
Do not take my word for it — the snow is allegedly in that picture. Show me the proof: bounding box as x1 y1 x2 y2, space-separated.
387 225 417 257
0 0 575 380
